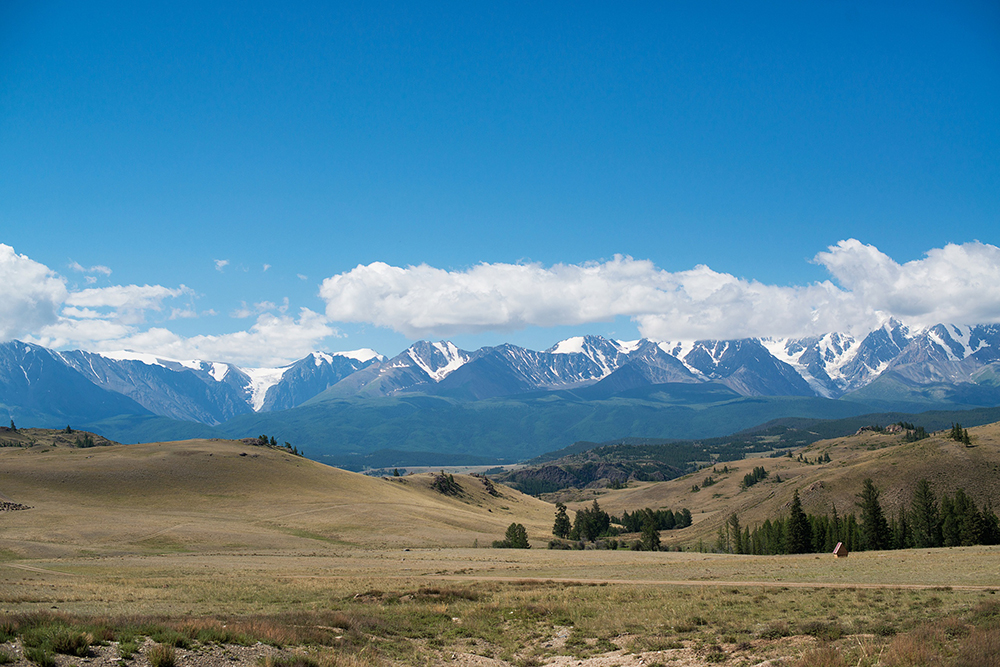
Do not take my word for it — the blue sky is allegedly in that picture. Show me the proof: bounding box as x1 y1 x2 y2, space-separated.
2 1 999 366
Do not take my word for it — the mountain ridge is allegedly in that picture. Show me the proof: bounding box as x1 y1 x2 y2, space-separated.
3 322 1000 461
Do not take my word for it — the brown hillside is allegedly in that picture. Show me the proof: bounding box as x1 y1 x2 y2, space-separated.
575 421 1000 547
0 436 553 558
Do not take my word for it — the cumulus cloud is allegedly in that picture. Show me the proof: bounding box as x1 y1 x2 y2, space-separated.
814 239 1000 328
214 259 229 272
0 244 69 340
319 241 1000 341
102 309 338 367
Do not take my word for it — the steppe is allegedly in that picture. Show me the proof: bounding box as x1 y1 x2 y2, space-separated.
1 430 998 666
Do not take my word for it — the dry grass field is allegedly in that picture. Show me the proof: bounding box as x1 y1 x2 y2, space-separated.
570 421 1000 547
1 430 999 666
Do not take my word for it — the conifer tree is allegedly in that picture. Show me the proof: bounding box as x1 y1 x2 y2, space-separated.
857 478 890 551
941 494 960 546
728 513 743 554
641 513 661 551
910 479 941 548
552 502 571 538
504 522 530 548
786 490 812 554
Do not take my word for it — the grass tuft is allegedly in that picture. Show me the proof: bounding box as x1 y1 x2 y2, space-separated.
955 626 1000 667
147 643 177 667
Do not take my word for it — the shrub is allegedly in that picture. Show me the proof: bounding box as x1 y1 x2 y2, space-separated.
149 629 190 648
955 627 1000 667
118 639 139 659
794 647 848 667
800 620 845 641
47 628 92 656
0 650 13 665
260 656 321 667
147 644 177 667
23 646 55 667
755 621 790 639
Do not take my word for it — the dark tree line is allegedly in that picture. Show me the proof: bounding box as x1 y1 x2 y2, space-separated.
724 478 1000 555
615 507 692 532
551 500 691 543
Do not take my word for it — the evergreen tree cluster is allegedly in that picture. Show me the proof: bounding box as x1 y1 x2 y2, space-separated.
741 466 769 490
569 500 612 541
729 478 1000 555
901 424 929 442
949 423 973 446
493 522 530 548
615 507 692 533
430 472 463 496
255 434 303 456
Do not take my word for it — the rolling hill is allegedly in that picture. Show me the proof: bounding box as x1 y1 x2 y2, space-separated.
574 420 1000 548
0 432 554 558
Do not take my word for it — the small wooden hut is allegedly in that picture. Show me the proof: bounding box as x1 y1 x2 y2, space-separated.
833 542 848 558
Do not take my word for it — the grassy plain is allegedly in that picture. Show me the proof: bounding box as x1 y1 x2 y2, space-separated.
1 434 999 666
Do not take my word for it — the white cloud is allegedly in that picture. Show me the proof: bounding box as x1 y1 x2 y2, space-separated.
263 263 271 272
66 284 194 325
814 239 1000 328
214 259 229 272
103 309 338 367
231 300 284 319
319 241 1000 341
0 244 69 340
168 308 199 320
68 260 112 276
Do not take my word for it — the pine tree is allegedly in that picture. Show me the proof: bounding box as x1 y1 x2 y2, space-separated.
910 479 941 548
953 489 983 546
552 502 571 538
641 513 661 551
504 523 530 549
941 494 960 546
728 514 743 554
786 490 812 554
891 508 910 550
857 478 890 551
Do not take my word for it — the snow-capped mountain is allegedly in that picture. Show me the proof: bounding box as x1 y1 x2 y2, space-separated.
2 322 999 429
1 343 383 425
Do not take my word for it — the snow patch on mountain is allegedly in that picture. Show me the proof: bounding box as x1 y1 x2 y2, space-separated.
98 350 176 367
244 366 292 411
550 337 587 355
652 340 704 377
614 339 642 354
408 341 467 381
209 362 229 382
332 348 383 363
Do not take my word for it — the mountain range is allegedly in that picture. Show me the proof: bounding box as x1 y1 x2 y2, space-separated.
2 320 999 462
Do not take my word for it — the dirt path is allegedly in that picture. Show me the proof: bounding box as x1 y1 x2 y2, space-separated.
1 563 76 576
423 573 1000 591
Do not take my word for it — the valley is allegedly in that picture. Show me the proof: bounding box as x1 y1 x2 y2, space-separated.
1 425 999 665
